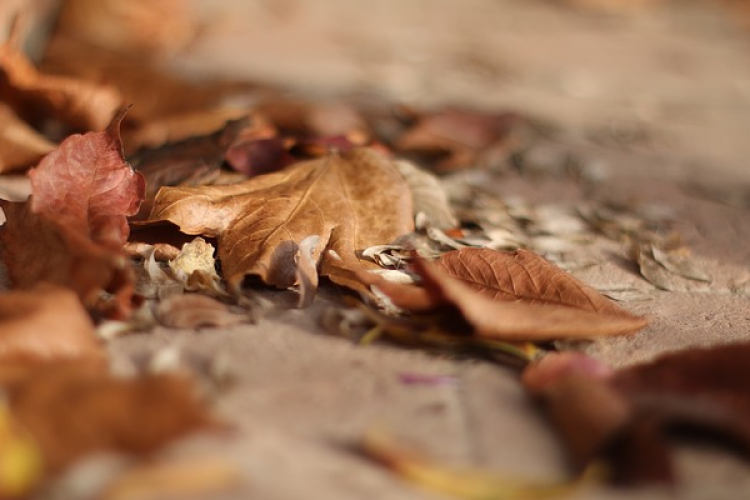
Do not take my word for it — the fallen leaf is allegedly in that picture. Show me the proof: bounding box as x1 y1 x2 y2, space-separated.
8 362 217 473
361 248 648 341
395 160 458 230
1 111 144 317
168 237 225 296
0 32 122 131
394 109 526 173
29 107 145 247
0 286 103 365
0 102 55 173
147 148 413 295
130 117 252 203
154 294 249 329
523 344 750 485
224 137 296 177
0 200 137 318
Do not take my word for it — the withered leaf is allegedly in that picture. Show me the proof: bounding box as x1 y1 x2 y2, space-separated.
395 109 526 173
8 363 217 473
148 148 413 295
0 286 103 363
29 108 145 247
523 344 750 485
0 200 137 319
362 248 648 341
130 116 251 203
0 35 122 131
0 102 55 173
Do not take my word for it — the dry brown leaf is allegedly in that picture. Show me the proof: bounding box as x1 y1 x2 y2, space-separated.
147 148 413 295
29 108 145 247
0 102 55 173
362 248 648 341
0 201 137 318
130 117 252 204
0 34 122 131
395 110 526 173
524 344 750 485
1 111 144 318
124 109 270 154
155 294 249 329
0 286 103 364
8 362 217 473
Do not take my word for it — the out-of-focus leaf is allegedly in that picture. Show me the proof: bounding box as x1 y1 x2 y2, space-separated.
0 102 55 173
0 402 42 499
154 294 249 329
8 362 217 473
0 34 122 131
130 117 253 203
147 148 413 296
523 344 750 485
0 286 103 364
0 201 137 319
394 109 527 173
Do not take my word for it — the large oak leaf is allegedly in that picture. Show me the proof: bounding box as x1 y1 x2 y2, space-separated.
363 248 648 341
148 148 413 294
29 108 145 247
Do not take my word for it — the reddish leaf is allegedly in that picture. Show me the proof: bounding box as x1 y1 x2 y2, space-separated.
523 344 750 485
29 108 145 247
362 249 648 341
129 117 251 203
0 200 137 319
394 110 527 172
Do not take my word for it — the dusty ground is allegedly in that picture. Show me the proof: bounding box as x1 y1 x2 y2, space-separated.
13 1 750 498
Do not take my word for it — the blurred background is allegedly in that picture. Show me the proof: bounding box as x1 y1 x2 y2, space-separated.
3 0 750 184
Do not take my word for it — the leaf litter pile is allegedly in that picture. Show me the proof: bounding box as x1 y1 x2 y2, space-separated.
0 2 748 498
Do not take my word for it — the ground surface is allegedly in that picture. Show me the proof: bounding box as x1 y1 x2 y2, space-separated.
16 1 750 498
